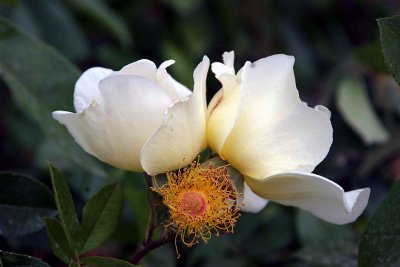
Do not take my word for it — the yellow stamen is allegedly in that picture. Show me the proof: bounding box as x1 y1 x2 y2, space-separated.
152 160 241 257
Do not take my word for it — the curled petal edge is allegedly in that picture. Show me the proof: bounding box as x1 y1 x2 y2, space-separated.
245 172 370 224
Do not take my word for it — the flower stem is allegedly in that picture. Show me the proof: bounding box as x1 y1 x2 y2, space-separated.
143 174 156 245
128 174 173 264
129 234 174 264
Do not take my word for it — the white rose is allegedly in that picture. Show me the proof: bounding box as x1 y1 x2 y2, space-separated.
53 57 210 175
207 51 369 224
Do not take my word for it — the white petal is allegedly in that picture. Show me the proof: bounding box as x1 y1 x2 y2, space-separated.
207 62 251 155
52 110 97 156
241 182 268 213
118 59 191 101
245 172 370 224
156 60 192 101
211 51 235 77
53 104 130 169
74 67 112 113
54 75 173 172
223 101 333 178
315 105 331 119
141 56 210 175
210 54 328 178
117 59 157 80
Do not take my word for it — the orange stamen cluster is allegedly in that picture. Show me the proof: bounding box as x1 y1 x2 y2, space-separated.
152 161 241 254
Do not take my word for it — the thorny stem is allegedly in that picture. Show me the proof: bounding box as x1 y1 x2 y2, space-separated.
128 174 174 264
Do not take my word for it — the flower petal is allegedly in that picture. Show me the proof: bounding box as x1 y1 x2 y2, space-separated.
52 110 97 156
241 182 269 213
245 172 370 224
74 67 112 113
117 59 157 80
118 59 191 101
210 54 330 177
207 56 251 155
315 105 331 118
223 101 333 178
156 60 192 101
53 105 135 170
54 75 173 172
141 56 210 175
211 51 235 77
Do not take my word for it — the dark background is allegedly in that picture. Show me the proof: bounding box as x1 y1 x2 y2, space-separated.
1 0 400 266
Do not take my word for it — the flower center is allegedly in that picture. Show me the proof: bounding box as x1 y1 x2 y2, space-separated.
152 160 241 257
179 191 207 216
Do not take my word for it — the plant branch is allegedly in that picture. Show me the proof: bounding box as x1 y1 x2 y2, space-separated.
129 234 174 264
143 174 157 245
128 174 173 264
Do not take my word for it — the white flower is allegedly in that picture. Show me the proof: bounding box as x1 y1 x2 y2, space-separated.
207 51 369 224
53 57 210 175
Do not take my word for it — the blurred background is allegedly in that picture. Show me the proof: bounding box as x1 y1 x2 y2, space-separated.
0 0 400 266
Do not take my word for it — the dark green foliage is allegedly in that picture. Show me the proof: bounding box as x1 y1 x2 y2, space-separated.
0 2 400 266
359 182 400 267
47 163 124 264
48 163 81 255
0 172 56 237
80 181 123 253
0 251 50 267
378 15 400 85
296 210 357 267
83 256 139 267
45 218 75 264
0 16 107 177
65 0 132 48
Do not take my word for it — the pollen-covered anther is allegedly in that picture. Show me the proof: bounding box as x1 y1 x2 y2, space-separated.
152 160 241 255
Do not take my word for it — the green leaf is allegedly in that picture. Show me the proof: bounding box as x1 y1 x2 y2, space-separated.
1 0 89 60
48 163 81 254
336 77 389 145
0 250 50 267
378 15 400 85
65 0 132 48
296 210 353 247
355 42 387 72
0 16 107 177
228 204 292 262
0 172 56 237
35 139 114 200
0 16 75 115
188 238 247 267
295 210 357 266
83 256 139 267
359 181 400 267
296 244 358 267
79 181 123 254
26 0 89 61
45 218 75 264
